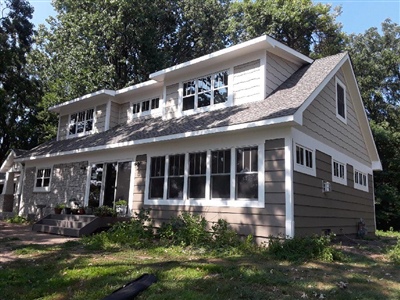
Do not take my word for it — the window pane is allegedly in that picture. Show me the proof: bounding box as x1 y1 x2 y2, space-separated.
198 92 211 107
151 157 165 177
198 76 211 93
44 169 51 177
363 174 367 186
211 175 230 198
150 178 164 198
36 179 42 187
43 178 50 187
86 109 94 120
168 177 184 199
214 88 228 104
169 154 185 176
142 101 150 112
296 146 304 165
355 172 359 184
212 150 230 174
183 95 195 111
305 150 312 168
183 81 195 96
86 119 93 131
337 84 345 118
214 71 228 88
237 174 258 198
188 176 206 198
189 152 206 175
133 103 140 114
37 169 43 177
151 98 159 109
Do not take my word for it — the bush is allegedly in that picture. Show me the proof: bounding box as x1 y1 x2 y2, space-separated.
388 239 400 264
158 212 210 247
211 219 240 248
94 206 116 217
5 215 28 224
267 234 344 262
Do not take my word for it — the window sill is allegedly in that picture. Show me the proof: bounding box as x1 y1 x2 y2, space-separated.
354 184 368 192
33 188 51 193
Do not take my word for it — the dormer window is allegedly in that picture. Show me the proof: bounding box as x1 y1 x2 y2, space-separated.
132 97 160 117
69 108 94 136
182 70 228 111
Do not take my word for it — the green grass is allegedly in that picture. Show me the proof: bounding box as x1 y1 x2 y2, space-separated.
1 233 400 300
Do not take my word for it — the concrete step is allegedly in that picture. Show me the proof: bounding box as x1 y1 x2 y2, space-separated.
49 214 96 222
32 223 81 237
40 218 92 229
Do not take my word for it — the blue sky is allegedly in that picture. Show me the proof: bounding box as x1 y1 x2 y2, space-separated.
18 0 400 35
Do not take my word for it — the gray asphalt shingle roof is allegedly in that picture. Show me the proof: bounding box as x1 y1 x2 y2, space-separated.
21 52 347 159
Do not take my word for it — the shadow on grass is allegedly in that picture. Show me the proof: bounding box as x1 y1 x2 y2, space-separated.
0 241 399 300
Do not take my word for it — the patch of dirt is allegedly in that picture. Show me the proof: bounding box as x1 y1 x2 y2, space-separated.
0 221 79 263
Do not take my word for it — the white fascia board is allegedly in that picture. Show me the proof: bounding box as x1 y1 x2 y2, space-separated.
115 80 160 96
16 115 297 162
49 89 116 113
150 35 311 82
0 150 15 173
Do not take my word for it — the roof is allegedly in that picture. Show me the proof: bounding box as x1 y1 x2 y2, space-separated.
18 52 348 160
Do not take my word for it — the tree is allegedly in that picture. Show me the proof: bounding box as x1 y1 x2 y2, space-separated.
347 19 400 230
0 0 41 165
228 0 345 57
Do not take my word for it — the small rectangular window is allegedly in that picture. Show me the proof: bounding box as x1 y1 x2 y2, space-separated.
68 109 94 136
151 98 159 109
142 100 150 112
211 149 231 198
354 170 368 191
336 78 346 122
332 160 346 184
296 145 313 169
132 103 140 114
35 168 52 191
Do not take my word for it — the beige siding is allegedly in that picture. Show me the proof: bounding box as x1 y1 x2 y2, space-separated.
95 104 107 133
119 102 131 124
110 102 120 128
58 115 69 141
164 83 179 119
233 59 261 105
294 151 375 236
302 70 370 165
266 53 300 96
133 138 286 240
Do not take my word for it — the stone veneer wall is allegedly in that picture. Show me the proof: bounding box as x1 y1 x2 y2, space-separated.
21 161 88 217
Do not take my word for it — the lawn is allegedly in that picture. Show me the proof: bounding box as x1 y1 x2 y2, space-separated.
0 232 399 300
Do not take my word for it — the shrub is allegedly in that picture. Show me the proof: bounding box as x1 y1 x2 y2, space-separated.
5 215 28 224
211 219 240 248
94 206 116 217
388 239 400 264
267 234 344 262
158 212 210 247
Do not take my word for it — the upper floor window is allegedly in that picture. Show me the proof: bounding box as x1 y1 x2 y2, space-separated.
183 70 228 111
336 77 347 123
332 160 346 185
34 167 52 192
132 98 160 116
69 108 94 136
354 169 368 191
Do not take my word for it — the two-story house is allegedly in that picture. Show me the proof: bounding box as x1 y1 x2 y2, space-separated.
1 35 381 240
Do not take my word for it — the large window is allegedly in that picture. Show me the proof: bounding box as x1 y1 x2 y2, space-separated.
336 78 346 122
211 150 231 198
69 109 94 136
147 146 263 206
236 147 258 199
35 168 52 192
183 70 228 111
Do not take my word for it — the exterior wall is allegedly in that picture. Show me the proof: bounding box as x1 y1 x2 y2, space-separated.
110 102 120 128
233 59 261 105
58 115 69 141
95 104 107 133
302 70 370 165
164 83 179 119
21 161 88 217
132 138 286 241
119 102 131 124
266 53 300 96
294 150 375 236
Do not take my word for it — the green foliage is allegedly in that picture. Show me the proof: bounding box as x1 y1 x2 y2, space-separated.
158 212 210 247
115 200 127 206
83 208 153 250
0 0 42 164
55 203 66 209
388 239 400 264
228 0 344 57
267 235 344 262
93 206 116 217
211 219 240 248
376 228 400 238
5 215 28 224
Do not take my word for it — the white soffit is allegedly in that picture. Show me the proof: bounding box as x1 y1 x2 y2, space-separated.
149 35 313 82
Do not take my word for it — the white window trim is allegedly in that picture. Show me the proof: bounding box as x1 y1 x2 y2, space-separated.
180 69 231 115
33 167 52 193
144 144 265 208
68 108 95 138
131 97 162 119
354 169 369 192
335 77 347 124
332 159 347 185
293 143 316 177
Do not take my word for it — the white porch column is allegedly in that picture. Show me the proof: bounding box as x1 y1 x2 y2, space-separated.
3 172 15 195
